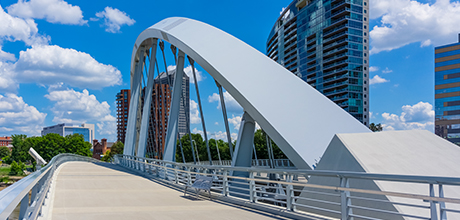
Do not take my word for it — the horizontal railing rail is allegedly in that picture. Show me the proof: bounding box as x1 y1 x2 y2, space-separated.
0 154 101 220
115 154 460 220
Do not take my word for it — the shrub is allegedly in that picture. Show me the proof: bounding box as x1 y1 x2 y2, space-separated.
9 161 23 176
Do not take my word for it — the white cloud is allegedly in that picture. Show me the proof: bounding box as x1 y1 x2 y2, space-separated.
13 45 121 89
95 7 135 33
7 0 87 25
381 101 434 131
0 93 46 136
167 65 204 83
370 0 460 54
228 114 242 130
45 89 116 140
369 66 379 72
0 5 49 46
0 62 17 92
0 46 16 62
208 91 243 113
382 67 393 74
190 99 201 124
370 75 389 85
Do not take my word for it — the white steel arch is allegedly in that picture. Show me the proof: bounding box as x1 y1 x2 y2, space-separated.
125 17 370 169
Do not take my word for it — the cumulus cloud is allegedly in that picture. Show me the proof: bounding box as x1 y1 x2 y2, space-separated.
0 6 49 46
45 89 117 140
381 101 434 131
0 62 17 92
370 75 389 85
0 93 46 136
190 99 201 124
382 67 393 74
208 91 243 113
167 65 204 84
94 7 135 33
7 0 87 25
12 45 121 89
369 66 379 72
370 0 460 54
228 114 242 130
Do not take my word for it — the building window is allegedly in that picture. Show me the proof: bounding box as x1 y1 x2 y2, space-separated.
364 2 367 6
364 10 367 13
364 25 367 29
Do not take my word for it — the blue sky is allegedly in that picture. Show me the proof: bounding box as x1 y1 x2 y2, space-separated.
0 0 458 141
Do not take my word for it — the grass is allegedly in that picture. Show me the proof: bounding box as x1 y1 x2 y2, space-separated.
0 166 10 176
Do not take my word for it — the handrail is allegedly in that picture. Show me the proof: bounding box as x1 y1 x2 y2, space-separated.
115 154 460 219
0 154 101 220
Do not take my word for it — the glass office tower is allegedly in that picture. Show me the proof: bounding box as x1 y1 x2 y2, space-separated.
267 0 370 125
435 36 460 145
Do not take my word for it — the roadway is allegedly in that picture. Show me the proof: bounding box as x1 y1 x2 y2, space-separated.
46 161 292 220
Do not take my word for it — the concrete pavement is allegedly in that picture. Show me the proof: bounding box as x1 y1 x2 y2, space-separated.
48 162 290 220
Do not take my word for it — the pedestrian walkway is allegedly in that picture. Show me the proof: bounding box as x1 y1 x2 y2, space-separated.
48 162 291 220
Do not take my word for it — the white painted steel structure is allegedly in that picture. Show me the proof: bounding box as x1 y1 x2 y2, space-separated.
124 17 370 169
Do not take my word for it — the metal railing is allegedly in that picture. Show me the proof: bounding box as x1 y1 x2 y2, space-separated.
190 159 295 168
0 154 101 220
115 154 460 220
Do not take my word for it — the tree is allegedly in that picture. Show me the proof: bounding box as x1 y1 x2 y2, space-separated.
0 146 10 158
369 123 383 132
9 161 24 176
101 141 124 162
10 133 92 163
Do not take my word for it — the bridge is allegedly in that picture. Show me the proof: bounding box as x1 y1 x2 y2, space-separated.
1 17 460 220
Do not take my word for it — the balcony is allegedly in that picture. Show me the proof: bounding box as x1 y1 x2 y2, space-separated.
323 45 348 57
323 80 349 90
323 66 349 76
323 53 347 65
324 31 347 44
323 73 348 83
323 59 348 71
323 38 348 51
331 7 351 19
324 88 349 96
323 23 348 38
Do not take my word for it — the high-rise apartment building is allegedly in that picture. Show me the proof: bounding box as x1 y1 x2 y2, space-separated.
267 0 370 125
116 89 131 144
435 35 460 145
145 69 190 158
41 123 94 142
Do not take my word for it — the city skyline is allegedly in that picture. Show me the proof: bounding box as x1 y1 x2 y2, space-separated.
0 0 459 141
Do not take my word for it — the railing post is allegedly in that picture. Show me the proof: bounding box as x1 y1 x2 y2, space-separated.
340 177 353 220
174 165 179 184
223 170 228 196
430 183 439 220
249 172 255 203
188 167 192 186
18 193 29 219
439 184 446 220
286 175 294 211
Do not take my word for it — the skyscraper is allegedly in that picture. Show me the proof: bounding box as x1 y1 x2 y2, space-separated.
116 89 131 144
267 0 370 125
41 123 94 142
435 35 460 145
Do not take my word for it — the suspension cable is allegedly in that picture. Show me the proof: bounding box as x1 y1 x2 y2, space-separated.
214 134 222 164
187 57 213 165
215 81 234 158
265 131 274 169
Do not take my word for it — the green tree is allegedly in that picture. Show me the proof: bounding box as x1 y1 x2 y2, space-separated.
369 123 383 132
9 161 23 176
100 141 124 162
0 146 10 158
11 134 30 163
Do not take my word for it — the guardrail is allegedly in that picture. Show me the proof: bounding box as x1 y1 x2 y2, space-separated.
115 154 460 220
0 154 101 220
190 159 295 168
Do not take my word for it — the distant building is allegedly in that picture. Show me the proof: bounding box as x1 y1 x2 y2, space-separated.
435 35 460 145
266 0 370 125
116 89 131 144
0 136 12 147
41 123 95 143
92 138 114 159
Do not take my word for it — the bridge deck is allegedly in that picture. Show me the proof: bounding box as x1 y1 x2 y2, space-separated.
48 162 287 220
